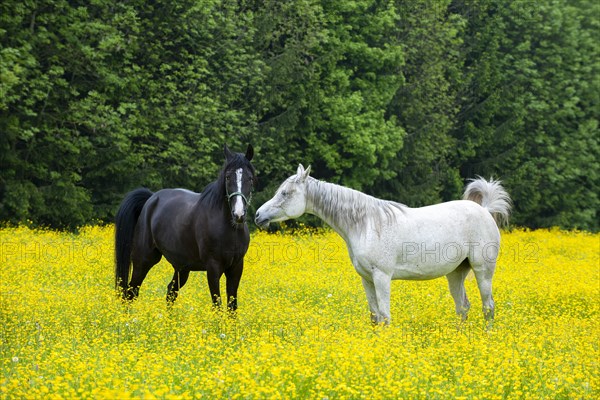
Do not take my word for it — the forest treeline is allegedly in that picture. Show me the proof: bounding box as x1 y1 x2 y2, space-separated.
1 0 598 231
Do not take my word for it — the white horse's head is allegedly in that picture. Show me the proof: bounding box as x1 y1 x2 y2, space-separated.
255 164 311 229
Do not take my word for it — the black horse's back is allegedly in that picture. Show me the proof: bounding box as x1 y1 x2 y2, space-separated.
115 188 154 292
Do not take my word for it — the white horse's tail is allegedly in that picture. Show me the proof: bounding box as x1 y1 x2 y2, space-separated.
463 177 512 227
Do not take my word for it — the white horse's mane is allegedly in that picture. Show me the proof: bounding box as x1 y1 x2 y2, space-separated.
305 177 405 233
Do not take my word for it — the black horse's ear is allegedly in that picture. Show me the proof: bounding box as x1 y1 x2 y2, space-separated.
245 144 254 161
224 144 234 161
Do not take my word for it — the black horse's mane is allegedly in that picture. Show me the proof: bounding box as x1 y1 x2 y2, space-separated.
199 153 256 210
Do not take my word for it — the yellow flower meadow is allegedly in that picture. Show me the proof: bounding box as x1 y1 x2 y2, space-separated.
1 226 598 399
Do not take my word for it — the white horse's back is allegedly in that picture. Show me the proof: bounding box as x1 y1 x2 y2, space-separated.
352 200 498 280
402 199 498 238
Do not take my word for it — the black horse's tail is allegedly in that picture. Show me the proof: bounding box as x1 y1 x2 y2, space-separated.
115 188 153 293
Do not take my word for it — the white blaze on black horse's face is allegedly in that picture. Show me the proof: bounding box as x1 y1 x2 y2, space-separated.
233 168 244 219
255 164 311 229
224 144 255 225
225 167 253 224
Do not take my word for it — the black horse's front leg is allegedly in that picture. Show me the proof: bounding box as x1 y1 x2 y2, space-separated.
122 286 139 301
225 262 244 312
206 266 223 308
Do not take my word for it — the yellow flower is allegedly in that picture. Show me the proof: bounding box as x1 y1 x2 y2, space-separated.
0 227 597 399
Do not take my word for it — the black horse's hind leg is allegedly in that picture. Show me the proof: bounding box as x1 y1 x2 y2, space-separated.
126 249 162 301
225 263 244 311
166 269 190 304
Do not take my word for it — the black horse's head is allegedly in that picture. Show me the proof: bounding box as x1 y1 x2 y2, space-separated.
222 144 256 225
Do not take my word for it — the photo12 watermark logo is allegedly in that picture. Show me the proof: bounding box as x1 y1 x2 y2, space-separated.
245 241 343 265
399 241 540 264
1 240 110 264
1 239 540 265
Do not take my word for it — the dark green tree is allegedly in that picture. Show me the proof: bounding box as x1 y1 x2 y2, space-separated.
1 0 597 231
378 0 467 206
452 0 599 230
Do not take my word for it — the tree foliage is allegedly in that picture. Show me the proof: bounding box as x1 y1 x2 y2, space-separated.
1 0 597 230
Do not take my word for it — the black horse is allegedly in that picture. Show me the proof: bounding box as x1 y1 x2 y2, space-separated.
115 144 256 310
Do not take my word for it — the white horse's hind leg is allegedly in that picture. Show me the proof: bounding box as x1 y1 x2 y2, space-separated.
446 261 471 321
472 262 496 325
361 277 380 325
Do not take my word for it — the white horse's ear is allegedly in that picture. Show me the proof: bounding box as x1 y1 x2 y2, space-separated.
304 165 311 177
296 164 311 182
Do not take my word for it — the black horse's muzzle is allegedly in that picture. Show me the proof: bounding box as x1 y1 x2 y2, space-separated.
233 210 247 224
228 191 250 224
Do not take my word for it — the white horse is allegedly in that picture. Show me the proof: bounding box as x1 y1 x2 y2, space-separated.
255 165 511 325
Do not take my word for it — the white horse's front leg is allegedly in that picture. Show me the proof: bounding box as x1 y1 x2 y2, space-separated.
361 277 379 325
372 270 392 325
